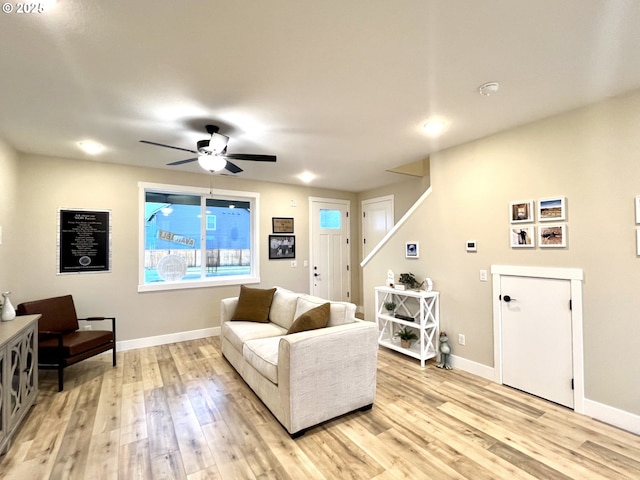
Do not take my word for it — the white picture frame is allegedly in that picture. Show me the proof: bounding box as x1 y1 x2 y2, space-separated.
405 242 419 258
509 200 534 223
539 223 567 248
510 225 535 248
539 197 566 222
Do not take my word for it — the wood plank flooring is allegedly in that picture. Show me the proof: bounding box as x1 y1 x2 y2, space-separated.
1 336 639 479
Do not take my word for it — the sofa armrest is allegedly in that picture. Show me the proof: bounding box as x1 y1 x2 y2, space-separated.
278 320 378 434
220 297 239 324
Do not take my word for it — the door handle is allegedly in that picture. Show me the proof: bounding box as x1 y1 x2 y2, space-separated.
503 295 515 303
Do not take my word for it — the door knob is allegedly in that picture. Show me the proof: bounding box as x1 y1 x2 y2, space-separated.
314 273 320 277
503 295 515 302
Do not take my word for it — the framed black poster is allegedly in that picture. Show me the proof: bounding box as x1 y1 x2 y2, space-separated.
58 209 111 274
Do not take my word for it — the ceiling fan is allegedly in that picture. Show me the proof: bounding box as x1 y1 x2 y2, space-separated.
139 124 277 174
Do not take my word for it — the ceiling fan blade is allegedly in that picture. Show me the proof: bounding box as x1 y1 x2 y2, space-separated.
139 140 198 154
167 157 198 166
223 153 277 162
224 160 243 174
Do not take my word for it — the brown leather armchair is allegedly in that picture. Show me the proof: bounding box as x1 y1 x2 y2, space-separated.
17 294 116 391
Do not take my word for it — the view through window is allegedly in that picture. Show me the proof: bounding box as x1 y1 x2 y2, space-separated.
139 184 259 291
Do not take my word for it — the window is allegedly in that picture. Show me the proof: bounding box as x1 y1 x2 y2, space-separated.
139 182 260 292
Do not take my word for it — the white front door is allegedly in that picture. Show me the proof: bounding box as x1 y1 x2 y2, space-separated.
309 198 350 301
361 195 394 260
500 275 574 408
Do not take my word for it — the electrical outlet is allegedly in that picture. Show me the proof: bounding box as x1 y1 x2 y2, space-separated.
291 260 297 268
458 333 465 346
84 325 92 331
479 270 488 282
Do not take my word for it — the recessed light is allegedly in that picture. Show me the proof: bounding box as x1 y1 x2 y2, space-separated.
77 140 105 155
423 119 447 137
478 82 500 96
298 171 315 184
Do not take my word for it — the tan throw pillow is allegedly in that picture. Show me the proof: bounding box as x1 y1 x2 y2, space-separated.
230 286 277 323
287 302 330 334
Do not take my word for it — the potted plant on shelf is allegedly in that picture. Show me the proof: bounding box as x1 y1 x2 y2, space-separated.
395 327 418 349
383 301 396 315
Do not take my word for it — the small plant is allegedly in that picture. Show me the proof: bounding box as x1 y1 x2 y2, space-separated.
383 301 396 312
398 272 424 290
395 327 418 341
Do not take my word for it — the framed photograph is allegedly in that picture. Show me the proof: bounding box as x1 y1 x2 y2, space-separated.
405 242 419 258
510 226 535 248
510 200 534 223
539 224 566 248
272 217 294 233
539 197 566 221
635 196 640 224
269 235 295 259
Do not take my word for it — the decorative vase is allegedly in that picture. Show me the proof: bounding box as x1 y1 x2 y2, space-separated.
1 291 16 321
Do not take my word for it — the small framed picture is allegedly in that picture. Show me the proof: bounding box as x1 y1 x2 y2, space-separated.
539 224 566 248
539 197 566 222
635 196 640 224
272 217 294 233
269 235 295 259
405 242 419 258
510 226 535 248
510 200 534 223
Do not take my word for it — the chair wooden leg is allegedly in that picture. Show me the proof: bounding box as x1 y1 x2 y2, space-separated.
58 366 64 392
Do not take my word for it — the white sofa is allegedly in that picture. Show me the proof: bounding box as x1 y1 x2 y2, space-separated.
220 287 378 436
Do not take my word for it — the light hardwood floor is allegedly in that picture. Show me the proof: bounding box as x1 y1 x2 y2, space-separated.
1 336 639 479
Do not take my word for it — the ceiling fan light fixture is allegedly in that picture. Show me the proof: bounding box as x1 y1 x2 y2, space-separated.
201 133 229 154
198 155 227 172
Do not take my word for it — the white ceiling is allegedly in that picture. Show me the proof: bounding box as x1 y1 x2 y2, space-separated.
2 0 640 192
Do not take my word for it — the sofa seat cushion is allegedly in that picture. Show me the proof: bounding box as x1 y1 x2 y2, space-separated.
243 336 282 385
222 321 287 353
295 295 356 327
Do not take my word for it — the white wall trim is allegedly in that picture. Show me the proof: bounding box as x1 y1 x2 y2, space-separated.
450 354 494 381
117 326 220 352
491 265 585 414
583 399 640 435
360 186 432 268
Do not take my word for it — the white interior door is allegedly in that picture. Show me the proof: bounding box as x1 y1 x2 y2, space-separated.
361 195 394 260
309 198 350 301
500 275 574 408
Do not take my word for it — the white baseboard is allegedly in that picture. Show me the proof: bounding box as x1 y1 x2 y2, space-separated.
583 398 640 435
117 327 220 352
451 354 640 435
450 354 495 381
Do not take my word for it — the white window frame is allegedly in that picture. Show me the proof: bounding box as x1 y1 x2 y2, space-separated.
138 182 260 292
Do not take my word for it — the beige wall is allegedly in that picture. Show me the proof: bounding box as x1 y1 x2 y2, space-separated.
364 89 640 415
0 139 19 295
14 154 358 342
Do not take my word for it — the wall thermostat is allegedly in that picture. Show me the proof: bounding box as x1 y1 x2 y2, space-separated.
466 240 477 252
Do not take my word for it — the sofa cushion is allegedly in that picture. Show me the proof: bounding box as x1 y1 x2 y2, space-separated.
287 302 330 334
231 285 276 323
269 287 301 330
222 321 287 353
295 295 356 327
243 336 282 385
